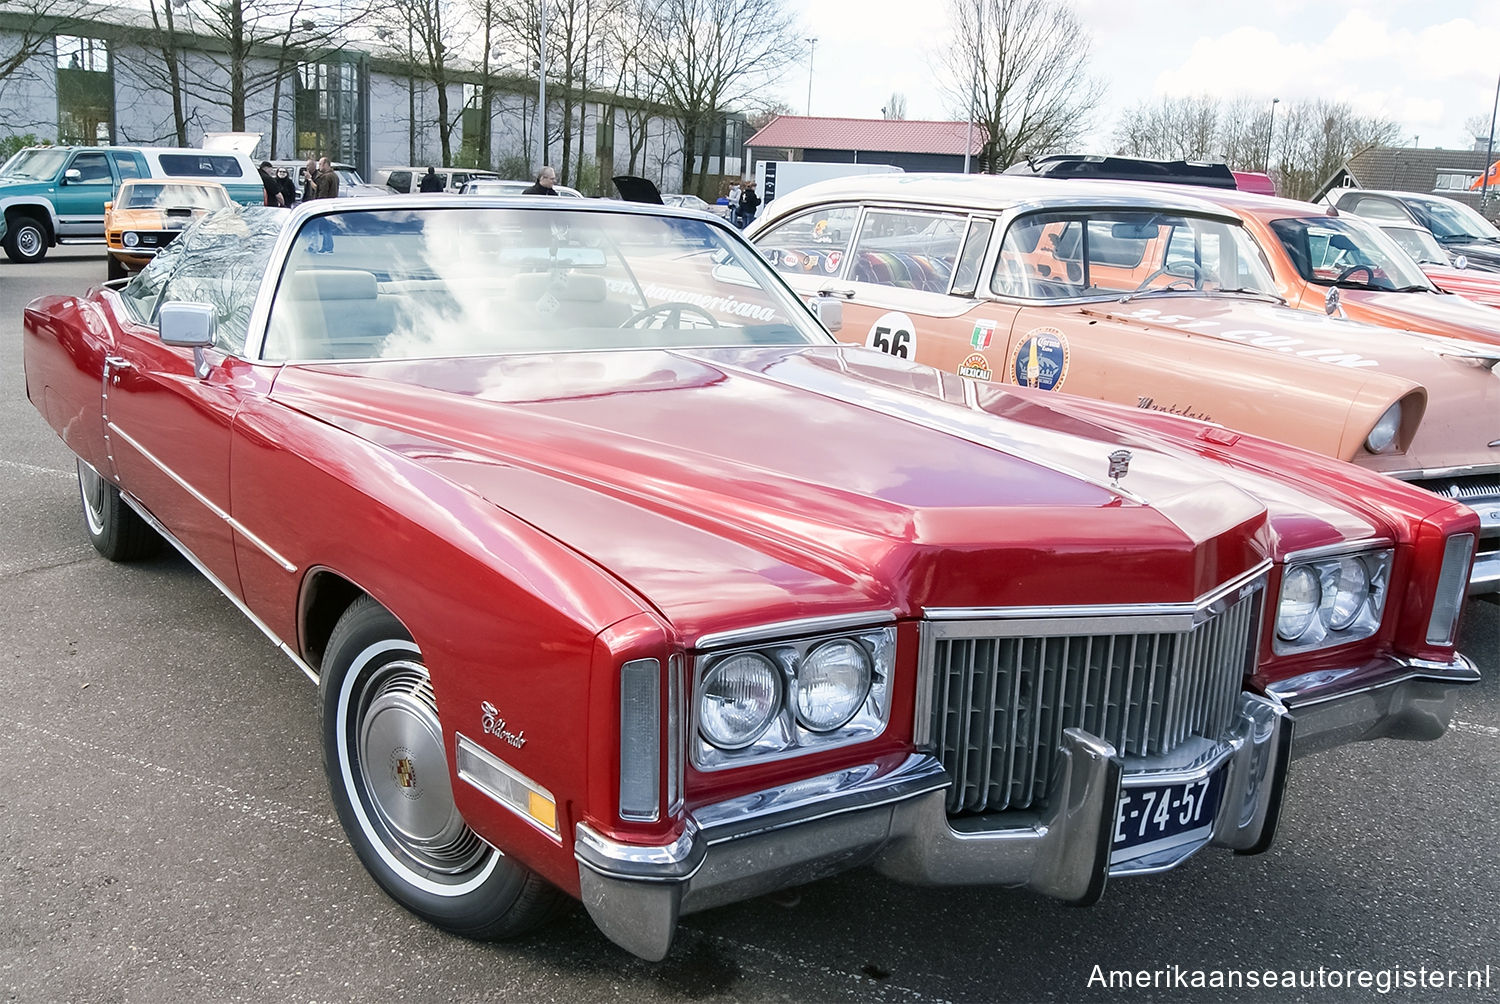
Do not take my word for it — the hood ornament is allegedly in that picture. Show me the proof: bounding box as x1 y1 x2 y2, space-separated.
1108 449 1132 484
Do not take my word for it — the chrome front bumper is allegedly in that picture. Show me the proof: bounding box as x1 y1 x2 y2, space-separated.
575 657 1476 961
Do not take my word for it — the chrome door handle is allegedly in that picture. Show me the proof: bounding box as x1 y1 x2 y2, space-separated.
104 355 132 370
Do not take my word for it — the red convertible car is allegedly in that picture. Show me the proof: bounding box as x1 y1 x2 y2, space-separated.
23 199 1480 960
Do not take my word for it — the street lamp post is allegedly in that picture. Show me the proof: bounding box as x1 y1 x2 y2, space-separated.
1265 97 1279 174
1482 69 1500 213
535 0 548 171
805 37 816 116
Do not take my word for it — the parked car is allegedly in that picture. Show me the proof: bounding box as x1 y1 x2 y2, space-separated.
378 165 501 194
268 160 389 201
103 178 231 279
460 179 585 198
0 144 262 262
1180 187 1500 347
748 174 1500 595
22 197 1482 960
662 192 733 220
1331 188 1500 272
1379 222 1500 309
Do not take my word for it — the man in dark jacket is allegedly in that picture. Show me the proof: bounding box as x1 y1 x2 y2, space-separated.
736 181 760 228
522 166 559 195
258 161 283 206
418 166 444 193
301 159 317 203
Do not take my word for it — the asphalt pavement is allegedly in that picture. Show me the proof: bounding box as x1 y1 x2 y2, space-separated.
2 246 1497 1003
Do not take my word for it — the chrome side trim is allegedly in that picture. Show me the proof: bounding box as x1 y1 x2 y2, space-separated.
922 560 1271 633
119 493 318 685
107 421 298 573
692 610 898 651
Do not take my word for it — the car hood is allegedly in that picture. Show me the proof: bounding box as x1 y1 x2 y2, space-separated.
1339 287 1500 346
1422 266 1500 308
1083 295 1500 475
1439 239 1500 271
268 345 1376 638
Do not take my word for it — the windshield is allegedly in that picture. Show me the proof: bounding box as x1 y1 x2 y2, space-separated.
122 182 231 210
992 210 1277 300
2 148 68 181
1380 226 1450 266
1269 216 1434 291
335 168 366 187
261 206 821 361
1407 196 1500 242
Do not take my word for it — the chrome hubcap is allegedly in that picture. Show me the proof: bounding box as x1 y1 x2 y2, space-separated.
78 462 107 535
16 225 41 258
356 661 485 874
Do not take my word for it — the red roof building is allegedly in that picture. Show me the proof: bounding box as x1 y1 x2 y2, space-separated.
746 115 983 174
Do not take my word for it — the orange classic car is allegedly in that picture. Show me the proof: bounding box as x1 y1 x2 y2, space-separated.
1173 187 1500 345
747 174 1500 595
104 178 232 279
1378 222 1500 309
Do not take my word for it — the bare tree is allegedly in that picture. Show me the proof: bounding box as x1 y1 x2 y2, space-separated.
1112 95 1218 161
938 0 1102 171
647 0 801 196
1270 100 1400 200
883 92 906 120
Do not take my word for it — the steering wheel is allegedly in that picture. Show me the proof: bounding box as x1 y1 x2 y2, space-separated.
619 301 721 329
1334 264 1375 285
1133 262 1205 291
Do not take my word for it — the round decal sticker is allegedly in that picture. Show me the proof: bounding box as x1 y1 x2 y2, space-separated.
865 311 918 361
957 353 992 381
824 249 842 273
1009 327 1070 390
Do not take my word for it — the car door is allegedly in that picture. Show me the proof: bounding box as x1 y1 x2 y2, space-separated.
101 221 275 591
53 150 117 236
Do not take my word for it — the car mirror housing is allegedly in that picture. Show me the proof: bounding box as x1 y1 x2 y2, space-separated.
63 168 81 184
159 301 216 377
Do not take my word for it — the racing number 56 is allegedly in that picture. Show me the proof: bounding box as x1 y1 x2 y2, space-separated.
871 325 911 359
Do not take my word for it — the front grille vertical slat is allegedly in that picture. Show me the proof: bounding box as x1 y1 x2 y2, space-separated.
929 579 1262 816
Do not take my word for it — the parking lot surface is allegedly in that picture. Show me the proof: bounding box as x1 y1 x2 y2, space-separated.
3 247 1497 1003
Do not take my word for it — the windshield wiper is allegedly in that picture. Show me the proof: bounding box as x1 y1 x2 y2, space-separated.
1390 284 1434 293
1213 287 1287 304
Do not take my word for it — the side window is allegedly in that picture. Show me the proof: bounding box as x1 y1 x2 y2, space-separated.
950 218 994 296
110 152 143 180
1349 197 1407 223
387 170 411 192
157 154 242 178
153 208 282 354
754 205 859 278
850 210 962 292
68 152 111 183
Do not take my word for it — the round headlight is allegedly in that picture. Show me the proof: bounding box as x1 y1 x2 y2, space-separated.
1277 565 1321 641
122 232 140 248
1364 402 1401 454
1324 557 1369 631
795 640 871 732
699 652 781 749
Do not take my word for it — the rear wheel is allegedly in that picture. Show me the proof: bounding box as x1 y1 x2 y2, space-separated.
77 459 160 561
3 214 48 264
320 597 564 938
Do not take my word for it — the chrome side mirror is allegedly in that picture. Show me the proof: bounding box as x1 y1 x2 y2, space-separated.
63 168 81 184
159 301 216 378
1324 286 1343 318
1453 255 1469 270
810 294 843 333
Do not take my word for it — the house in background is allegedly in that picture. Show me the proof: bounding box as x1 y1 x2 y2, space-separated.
744 115 983 176
1315 141 1499 216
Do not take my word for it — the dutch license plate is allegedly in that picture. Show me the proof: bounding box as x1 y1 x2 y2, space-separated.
1111 769 1225 865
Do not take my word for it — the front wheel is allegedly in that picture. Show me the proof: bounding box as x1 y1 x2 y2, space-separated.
107 254 128 281
3 215 48 264
78 459 160 561
320 597 564 939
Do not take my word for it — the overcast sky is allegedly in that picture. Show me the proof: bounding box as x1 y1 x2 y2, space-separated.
787 0 1500 153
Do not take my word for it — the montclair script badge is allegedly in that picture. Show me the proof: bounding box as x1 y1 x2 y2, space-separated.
1108 449 1132 484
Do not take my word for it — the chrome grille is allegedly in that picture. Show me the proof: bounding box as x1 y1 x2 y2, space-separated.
1415 475 1500 507
923 575 1264 816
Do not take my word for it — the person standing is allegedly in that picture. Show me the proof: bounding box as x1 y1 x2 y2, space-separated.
258 161 283 206
418 166 444 193
301 158 318 203
736 180 760 228
274 166 297 207
523 166 559 195
313 157 340 200
727 180 741 215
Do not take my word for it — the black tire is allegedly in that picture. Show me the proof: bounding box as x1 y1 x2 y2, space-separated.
107 254 128 281
3 214 48 264
77 458 161 561
320 597 565 939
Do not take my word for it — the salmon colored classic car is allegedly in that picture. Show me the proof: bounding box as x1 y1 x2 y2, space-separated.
22 199 1481 960
1379 222 1500 309
104 178 231 279
1176 187 1500 346
747 174 1500 596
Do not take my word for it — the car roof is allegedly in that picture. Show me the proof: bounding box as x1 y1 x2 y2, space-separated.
1146 183 1338 221
760 172 1242 223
